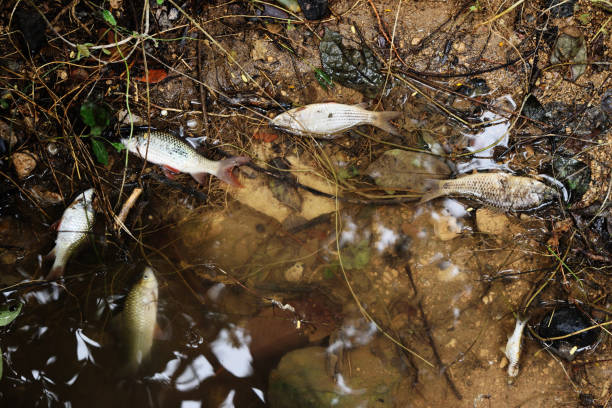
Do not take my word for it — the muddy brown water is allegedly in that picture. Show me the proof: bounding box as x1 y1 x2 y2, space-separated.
0 171 609 407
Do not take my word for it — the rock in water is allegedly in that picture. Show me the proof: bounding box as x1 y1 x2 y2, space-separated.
537 306 601 361
296 0 329 20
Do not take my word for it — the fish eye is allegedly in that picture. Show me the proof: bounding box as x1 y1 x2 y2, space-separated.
9 304 18 312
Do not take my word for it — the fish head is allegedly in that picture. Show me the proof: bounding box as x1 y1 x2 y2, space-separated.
137 267 159 297
0 300 22 326
80 188 96 203
538 184 559 203
269 111 293 130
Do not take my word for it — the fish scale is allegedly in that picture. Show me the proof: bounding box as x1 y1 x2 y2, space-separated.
420 172 559 211
46 188 96 279
123 131 209 174
121 130 250 186
122 267 158 371
270 102 400 138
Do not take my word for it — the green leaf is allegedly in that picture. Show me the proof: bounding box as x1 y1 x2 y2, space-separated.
102 10 117 26
80 101 111 129
91 138 109 165
101 48 111 55
314 68 333 91
0 99 8 109
90 127 103 137
76 43 90 59
156 0 164 4
110 142 126 152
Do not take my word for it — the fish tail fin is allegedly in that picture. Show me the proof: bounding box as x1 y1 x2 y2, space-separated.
419 180 446 204
202 156 250 187
372 111 402 136
46 257 66 280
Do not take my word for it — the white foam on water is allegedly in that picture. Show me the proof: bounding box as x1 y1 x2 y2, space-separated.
457 95 515 174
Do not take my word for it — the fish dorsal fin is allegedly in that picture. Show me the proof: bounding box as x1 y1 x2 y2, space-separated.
353 102 369 109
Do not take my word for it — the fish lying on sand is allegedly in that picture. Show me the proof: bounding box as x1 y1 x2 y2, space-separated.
270 102 401 138
121 130 250 187
46 188 96 280
505 315 529 378
0 300 22 380
419 172 558 211
121 267 159 372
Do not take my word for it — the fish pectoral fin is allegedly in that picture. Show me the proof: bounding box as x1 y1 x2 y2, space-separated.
50 219 61 231
162 165 181 180
153 316 172 340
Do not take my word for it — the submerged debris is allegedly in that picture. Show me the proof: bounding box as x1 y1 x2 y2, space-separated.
537 307 602 361
365 149 451 191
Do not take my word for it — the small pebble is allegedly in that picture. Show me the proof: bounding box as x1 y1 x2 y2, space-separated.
186 119 198 128
11 151 37 179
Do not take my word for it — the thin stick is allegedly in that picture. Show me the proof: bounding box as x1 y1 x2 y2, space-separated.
114 187 143 232
417 301 463 401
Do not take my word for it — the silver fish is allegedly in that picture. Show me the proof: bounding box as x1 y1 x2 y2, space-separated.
122 267 158 372
46 188 96 279
121 130 250 186
505 315 529 378
270 102 401 138
419 172 558 211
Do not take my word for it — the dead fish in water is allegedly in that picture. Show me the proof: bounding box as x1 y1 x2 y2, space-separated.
121 130 250 187
505 315 529 379
46 188 96 280
121 267 159 372
419 172 558 211
270 102 401 138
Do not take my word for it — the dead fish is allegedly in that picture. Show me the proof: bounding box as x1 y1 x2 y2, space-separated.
121 267 159 372
121 130 250 187
46 188 96 280
505 315 529 378
419 172 558 211
270 102 401 138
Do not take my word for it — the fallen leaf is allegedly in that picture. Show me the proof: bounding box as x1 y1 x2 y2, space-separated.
253 131 279 143
135 69 168 83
